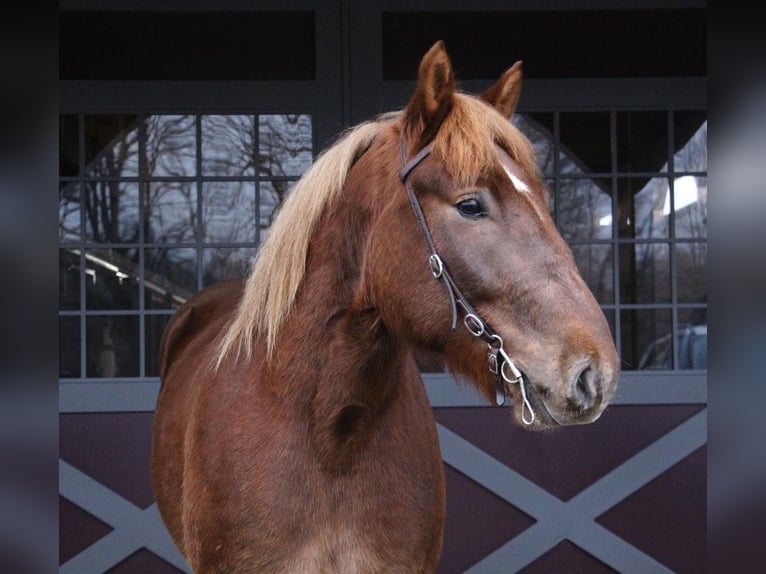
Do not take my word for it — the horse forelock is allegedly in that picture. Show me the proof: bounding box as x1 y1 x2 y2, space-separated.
215 116 394 368
430 93 539 188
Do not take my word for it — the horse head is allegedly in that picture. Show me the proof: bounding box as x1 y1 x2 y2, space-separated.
364 41 619 429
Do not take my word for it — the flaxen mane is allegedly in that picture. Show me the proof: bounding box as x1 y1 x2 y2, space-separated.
215 94 538 368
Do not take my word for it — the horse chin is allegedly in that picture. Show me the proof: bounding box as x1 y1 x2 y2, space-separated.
537 395 605 428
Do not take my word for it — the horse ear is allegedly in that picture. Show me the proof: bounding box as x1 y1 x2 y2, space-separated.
481 61 523 119
403 40 456 146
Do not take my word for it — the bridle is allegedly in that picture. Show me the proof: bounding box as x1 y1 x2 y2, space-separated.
399 138 535 425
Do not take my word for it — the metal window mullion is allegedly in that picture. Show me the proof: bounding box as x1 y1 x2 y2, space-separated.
668 110 680 370
196 114 204 290
137 114 147 377
553 111 560 229
610 110 622 361
255 114 262 245
78 112 88 380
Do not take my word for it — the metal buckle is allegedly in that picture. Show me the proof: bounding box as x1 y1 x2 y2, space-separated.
488 347 500 375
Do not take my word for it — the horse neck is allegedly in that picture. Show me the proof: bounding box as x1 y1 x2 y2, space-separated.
266 151 416 472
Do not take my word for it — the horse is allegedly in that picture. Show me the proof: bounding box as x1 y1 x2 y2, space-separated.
151 41 619 573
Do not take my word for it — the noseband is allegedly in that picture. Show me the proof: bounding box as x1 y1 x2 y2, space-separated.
399 139 535 425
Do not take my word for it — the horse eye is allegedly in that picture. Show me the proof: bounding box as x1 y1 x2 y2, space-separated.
456 198 486 219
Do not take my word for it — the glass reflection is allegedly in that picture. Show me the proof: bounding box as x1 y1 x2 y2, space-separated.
145 248 196 309
59 182 80 242
674 116 707 172
259 114 312 176
59 316 80 378
259 181 286 237
559 178 612 240
678 308 707 370
544 178 555 215
145 315 173 377
203 247 256 287
617 177 669 239
86 315 139 377
673 176 707 239
676 242 707 303
59 249 80 310
146 182 198 244
202 181 256 243
145 115 196 177
623 308 672 371
84 114 140 178
571 244 614 304
514 113 554 176
84 181 140 243
85 248 140 310
620 243 670 304
202 115 256 177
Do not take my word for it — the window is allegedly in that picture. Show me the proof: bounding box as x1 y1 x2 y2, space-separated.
59 114 313 380
516 110 707 370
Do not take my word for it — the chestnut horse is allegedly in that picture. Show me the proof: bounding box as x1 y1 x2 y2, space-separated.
152 41 619 573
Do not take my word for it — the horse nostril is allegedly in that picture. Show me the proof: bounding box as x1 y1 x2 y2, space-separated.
571 366 599 411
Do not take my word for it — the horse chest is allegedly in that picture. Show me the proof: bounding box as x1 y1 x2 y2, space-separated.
287 528 389 573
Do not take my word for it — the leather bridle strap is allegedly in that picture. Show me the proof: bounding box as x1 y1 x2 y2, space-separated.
398 138 535 423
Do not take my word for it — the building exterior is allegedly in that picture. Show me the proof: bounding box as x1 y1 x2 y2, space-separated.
59 2 706 572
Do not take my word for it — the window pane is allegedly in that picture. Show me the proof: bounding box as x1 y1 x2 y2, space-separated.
145 248 197 310
202 181 256 243
673 176 707 239
86 315 140 377
674 114 706 172
145 181 198 244
544 178 555 215
59 249 80 310
84 181 140 243
59 316 81 378
515 113 554 176
201 115 255 176
676 242 707 303
623 308 672 371
202 247 255 287
571 244 614 305
559 178 612 240
145 115 196 177
60 114 79 177
85 248 140 310
559 112 611 174
145 314 173 377
602 308 616 344
84 114 140 178
617 177 669 239
620 243 670 304
259 181 287 238
59 182 81 242
258 114 312 176
677 308 707 370
616 111 668 173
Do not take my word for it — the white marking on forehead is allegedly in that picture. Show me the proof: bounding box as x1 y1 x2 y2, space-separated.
503 164 531 193
496 149 547 222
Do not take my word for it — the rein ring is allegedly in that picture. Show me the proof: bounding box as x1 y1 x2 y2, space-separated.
429 254 444 278
463 314 485 337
